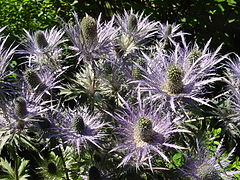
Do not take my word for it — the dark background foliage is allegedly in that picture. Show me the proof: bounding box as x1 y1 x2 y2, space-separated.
0 0 239 53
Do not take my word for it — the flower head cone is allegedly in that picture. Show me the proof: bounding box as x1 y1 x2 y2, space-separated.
109 92 189 169
23 67 62 101
180 138 240 180
63 12 117 65
138 39 226 112
52 106 107 154
114 9 158 58
115 9 158 38
21 27 66 70
115 9 157 57
80 15 98 47
35 30 49 50
0 91 48 132
157 22 188 51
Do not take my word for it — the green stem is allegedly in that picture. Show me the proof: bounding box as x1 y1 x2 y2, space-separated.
58 146 70 180
13 140 19 180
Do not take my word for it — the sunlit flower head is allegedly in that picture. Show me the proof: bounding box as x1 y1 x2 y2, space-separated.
109 92 188 169
63 12 117 65
180 138 240 180
138 39 226 112
224 53 240 91
114 9 158 58
22 67 62 101
21 27 66 70
157 21 187 51
223 53 240 123
0 92 48 131
53 106 107 154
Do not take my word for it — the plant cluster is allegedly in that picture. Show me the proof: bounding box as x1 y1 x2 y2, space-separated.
0 9 240 180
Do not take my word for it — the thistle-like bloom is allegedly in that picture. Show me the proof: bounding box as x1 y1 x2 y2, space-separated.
224 53 240 91
223 54 240 123
115 9 158 57
180 139 240 179
109 93 189 169
157 22 187 51
63 12 117 65
53 107 107 154
22 67 62 101
138 39 226 112
21 27 66 70
0 27 18 99
0 92 48 131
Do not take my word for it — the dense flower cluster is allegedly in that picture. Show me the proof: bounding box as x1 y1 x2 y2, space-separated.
0 9 239 179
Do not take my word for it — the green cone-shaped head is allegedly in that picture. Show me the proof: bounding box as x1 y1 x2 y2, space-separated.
14 96 28 119
166 64 183 94
196 163 222 180
72 116 85 134
136 117 154 142
35 30 49 49
128 14 138 32
188 49 202 65
132 58 146 80
24 69 47 94
81 16 97 46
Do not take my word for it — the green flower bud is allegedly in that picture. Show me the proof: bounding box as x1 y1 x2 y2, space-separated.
166 64 183 94
188 49 202 65
196 163 222 180
14 97 28 119
165 24 172 37
81 16 97 46
128 14 138 32
132 58 146 80
24 69 47 94
72 116 85 134
137 117 154 142
161 24 173 50
35 30 49 49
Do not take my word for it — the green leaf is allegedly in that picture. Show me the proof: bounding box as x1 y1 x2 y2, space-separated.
0 158 15 178
0 130 12 154
172 152 184 167
18 159 29 177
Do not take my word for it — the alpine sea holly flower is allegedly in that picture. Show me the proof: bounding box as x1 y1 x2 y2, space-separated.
0 27 18 100
180 139 240 180
109 93 189 169
222 54 240 123
157 22 187 51
0 92 48 131
21 27 66 70
52 107 107 154
224 53 240 91
80 16 98 48
23 67 62 100
63 12 117 65
138 39 226 112
114 9 158 58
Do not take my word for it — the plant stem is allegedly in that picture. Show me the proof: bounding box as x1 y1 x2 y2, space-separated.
58 146 70 180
